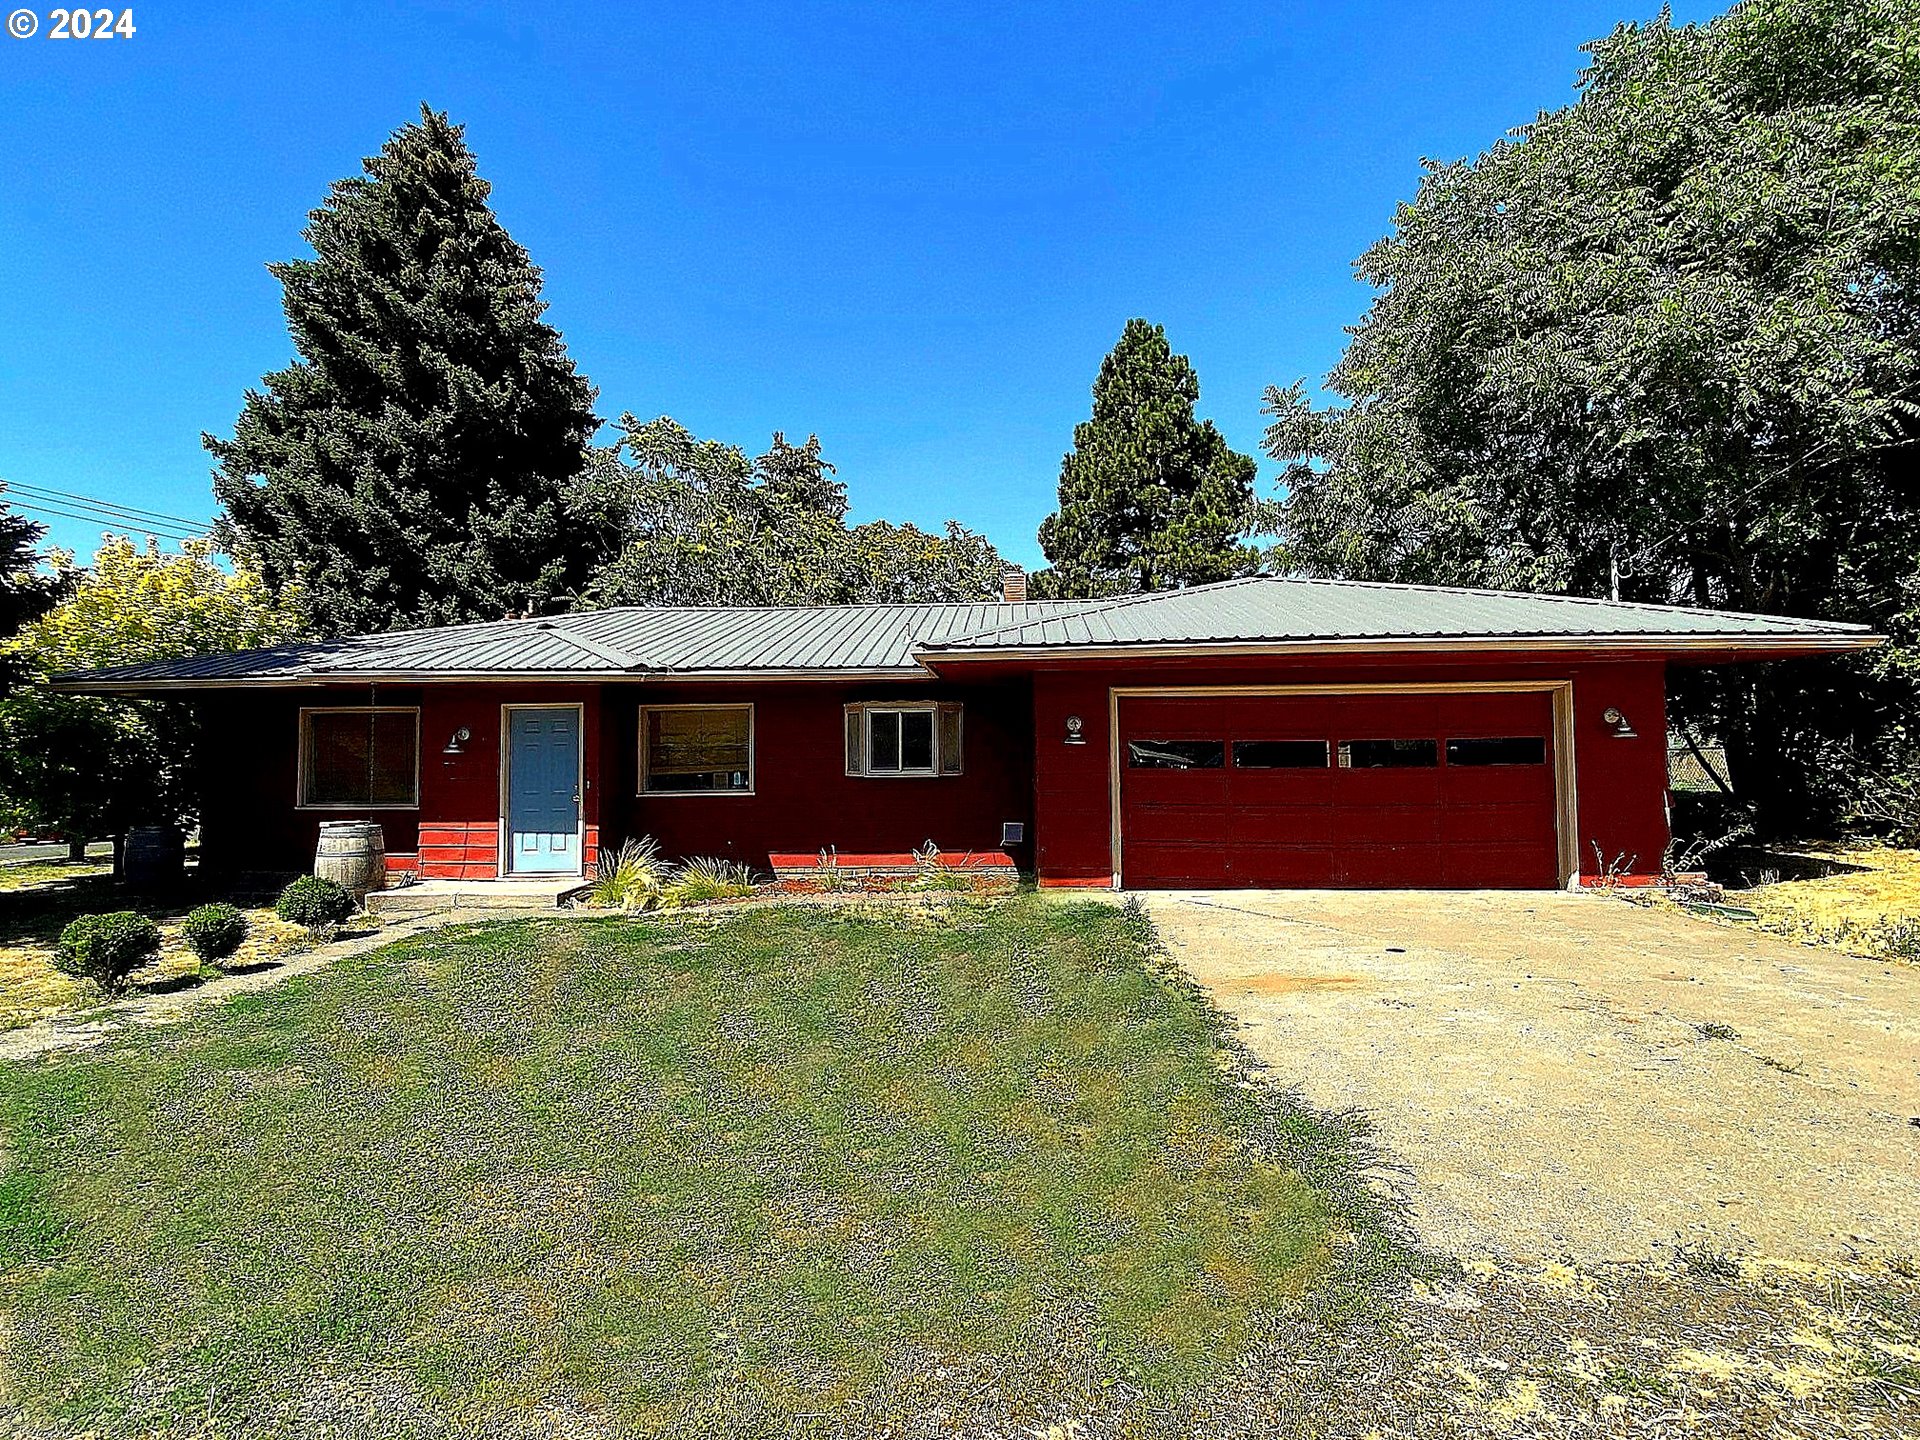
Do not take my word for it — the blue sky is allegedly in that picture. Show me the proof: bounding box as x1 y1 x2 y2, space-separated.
0 0 1719 569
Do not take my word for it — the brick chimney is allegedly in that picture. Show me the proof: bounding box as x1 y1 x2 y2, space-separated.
1000 565 1028 604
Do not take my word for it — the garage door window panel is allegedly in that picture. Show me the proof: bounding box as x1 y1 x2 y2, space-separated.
1233 740 1329 769
1127 740 1225 770
1339 738 1438 769
1446 736 1547 766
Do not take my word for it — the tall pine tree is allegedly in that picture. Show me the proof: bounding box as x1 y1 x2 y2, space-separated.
0 487 62 697
208 107 601 634
1035 319 1257 597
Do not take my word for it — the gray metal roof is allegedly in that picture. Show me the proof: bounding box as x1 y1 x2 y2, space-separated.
53 601 1103 687
915 577 1877 651
54 578 1874 690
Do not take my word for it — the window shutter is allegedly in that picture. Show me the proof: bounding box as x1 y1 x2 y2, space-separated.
844 704 865 776
937 703 963 776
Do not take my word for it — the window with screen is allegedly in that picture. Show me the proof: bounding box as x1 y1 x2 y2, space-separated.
1126 739 1226 769
844 703 962 777
874 708 931 773
1338 738 1439 769
1233 740 1330 769
1446 736 1547 766
642 706 753 793
299 709 419 807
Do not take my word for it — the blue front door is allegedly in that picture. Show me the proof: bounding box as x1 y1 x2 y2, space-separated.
507 708 581 874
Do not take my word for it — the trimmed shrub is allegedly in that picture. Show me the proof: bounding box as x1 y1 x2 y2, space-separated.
181 903 249 963
275 874 355 931
55 911 161 992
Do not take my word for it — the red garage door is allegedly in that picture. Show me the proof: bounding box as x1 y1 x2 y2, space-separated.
1119 691 1562 889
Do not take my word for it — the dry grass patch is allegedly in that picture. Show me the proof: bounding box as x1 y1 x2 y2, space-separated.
1082 1250 1919 1438
0 869 315 1030
1745 845 1920 961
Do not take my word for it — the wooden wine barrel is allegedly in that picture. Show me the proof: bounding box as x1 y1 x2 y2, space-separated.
123 825 185 889
314 820 387 900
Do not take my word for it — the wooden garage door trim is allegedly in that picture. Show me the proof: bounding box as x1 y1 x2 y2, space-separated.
1106 681 1579 890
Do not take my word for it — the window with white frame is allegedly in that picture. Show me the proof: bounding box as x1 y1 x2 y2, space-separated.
298 708 420 808
641 705 754 794
844 702 962 777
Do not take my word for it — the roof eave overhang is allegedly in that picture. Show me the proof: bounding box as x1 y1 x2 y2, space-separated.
51 632 1880 694
49 664 935 694
913 633 1883 665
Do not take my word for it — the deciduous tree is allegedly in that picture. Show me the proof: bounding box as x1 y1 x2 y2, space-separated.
0 538 306 859
1263 0 1920 835
578 416 1006 607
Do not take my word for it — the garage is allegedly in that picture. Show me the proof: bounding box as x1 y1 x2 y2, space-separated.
1117 689 1565 889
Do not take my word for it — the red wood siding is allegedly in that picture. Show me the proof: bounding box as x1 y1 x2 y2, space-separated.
195 689 424 873
195 683 602 879
196 679 1029 880
192 651 1676 892
598 680 1033 871
417 821 498 880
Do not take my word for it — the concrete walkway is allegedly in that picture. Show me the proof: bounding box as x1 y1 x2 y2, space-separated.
366 876 587 917
1141 888 1920 1265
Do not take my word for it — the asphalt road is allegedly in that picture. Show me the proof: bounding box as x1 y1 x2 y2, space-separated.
0 841 112 866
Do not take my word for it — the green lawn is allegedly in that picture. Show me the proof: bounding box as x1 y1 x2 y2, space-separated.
0 897 1371 1435
0 857 111 893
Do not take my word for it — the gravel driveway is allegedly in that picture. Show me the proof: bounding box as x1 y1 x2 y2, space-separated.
1141 889 1920 1265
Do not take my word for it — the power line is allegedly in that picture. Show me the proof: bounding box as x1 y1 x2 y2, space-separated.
9 500 204 541
1 478 214 544
7 481 205 527
3 480 209 530
8 501 204 543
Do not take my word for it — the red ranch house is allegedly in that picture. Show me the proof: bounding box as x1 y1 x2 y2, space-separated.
56 576 1875 891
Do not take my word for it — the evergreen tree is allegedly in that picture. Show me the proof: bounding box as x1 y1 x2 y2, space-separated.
0 487 63 697
754 432 848 522
208 106 601 634
1035 319 1257 597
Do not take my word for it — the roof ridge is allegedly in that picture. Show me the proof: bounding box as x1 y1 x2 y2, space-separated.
570 599 1090 616
334 612 555 645
303 596 1095 650
924 576 1266 648
533 621 650 670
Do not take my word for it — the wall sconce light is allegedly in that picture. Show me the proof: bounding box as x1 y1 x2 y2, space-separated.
1601 707 1637 739
443 727 471 755
1064 714 1086 745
